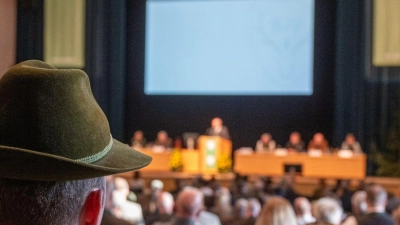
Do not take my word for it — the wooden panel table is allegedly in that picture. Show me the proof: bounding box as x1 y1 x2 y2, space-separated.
137 149 199 173
234 152 366 179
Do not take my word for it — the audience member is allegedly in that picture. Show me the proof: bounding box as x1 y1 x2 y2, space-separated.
0 60 151 225
255 133 277 153
333 179 352 212
311 197 343 225
205 117 231 139
166 187 205 225
150 192 174 225
131 130 147 149
392 206 400 225
101 177 133 225
212 187 234 220
154 130 173 149
308 133 330 152
242 198 261 225
255 196 297 225
341 190 367 225
138 179 165 219
129 171 146 195
340 133 363 153
351 191 367 216
356 184 394 225
285 131 306 152
294 197 316 225
114 177 145 225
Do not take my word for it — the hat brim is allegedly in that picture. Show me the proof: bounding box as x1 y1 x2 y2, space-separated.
0 139 152 181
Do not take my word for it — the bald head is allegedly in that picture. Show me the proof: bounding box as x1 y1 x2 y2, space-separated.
176 187 204 219
157 192 174 215
351 191 367 215
294 197 312 216
211 117 223 128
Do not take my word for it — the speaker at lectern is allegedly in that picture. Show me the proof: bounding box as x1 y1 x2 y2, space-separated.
197 135 232 174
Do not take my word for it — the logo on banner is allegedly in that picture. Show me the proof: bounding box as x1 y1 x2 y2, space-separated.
205 140 217 168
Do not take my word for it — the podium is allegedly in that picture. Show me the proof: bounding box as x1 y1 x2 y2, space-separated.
197 135 232 174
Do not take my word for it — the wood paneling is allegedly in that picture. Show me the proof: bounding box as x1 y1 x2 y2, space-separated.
0 0 17 77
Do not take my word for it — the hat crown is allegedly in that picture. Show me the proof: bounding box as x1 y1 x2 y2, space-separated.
0 60 110 161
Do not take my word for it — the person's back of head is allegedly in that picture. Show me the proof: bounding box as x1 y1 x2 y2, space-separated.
115 177 130 198
157 191 174 215
0 177 105 225
312 197 343 225
255 196 297 225
234 198 249 219
175 187 204 219
294 197 312 216
351 190 367 215
0 61 152 225
246 198 261 218
392 206 400 225
366 184 387 209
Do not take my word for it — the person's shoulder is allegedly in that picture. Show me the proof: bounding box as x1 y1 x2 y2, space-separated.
199 211 221 225
357 213 394 225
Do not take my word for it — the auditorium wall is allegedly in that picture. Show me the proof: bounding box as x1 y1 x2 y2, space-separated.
15 0 399 175
0 0 16 77
125 0 336 150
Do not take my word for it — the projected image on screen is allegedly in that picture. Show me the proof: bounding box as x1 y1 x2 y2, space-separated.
145 0 314 95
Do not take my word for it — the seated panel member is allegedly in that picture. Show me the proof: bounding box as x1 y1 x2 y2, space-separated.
255 133 276 153
154 130 173 149
307 132 329 152
131 130 147 149
341 133 363 153
205 117 230 139
285 132 306 152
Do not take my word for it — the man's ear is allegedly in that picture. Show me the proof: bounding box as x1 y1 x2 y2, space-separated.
80 189 105 225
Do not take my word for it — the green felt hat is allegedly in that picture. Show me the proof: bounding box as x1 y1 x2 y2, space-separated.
0 60 151 181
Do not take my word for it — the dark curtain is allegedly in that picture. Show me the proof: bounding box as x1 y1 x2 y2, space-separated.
16 0 127 141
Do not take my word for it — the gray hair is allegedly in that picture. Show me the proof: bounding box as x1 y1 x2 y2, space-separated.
312 197 343 225
351 190 367 214
366 184 387 207
0 177 105 225
176 187 204 218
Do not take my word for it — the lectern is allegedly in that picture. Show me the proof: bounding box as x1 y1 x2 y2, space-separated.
197 135 232 174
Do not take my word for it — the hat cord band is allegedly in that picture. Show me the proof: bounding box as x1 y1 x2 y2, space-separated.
75 135 113 164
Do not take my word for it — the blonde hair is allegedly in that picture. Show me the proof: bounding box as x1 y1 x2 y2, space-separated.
255 196 297 225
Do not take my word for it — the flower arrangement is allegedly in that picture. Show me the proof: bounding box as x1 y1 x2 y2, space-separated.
169 148 183 172
217 152 232 173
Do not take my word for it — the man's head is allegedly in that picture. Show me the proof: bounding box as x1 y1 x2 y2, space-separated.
312 198 343 225
151 179 164 193
261 133 272 144
0 177 105 225
246 198 261 218
175 187 204 220
294 197 312 216
133 130 144 141
366 184 387 209
345 133 356 145
313 133 325 144
0 60 151 225
114 177 130 198
234 198 249 219
289 132 301 144
157 130 168 142
351 190 367 215
211 117 223 129
157 192 174 215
